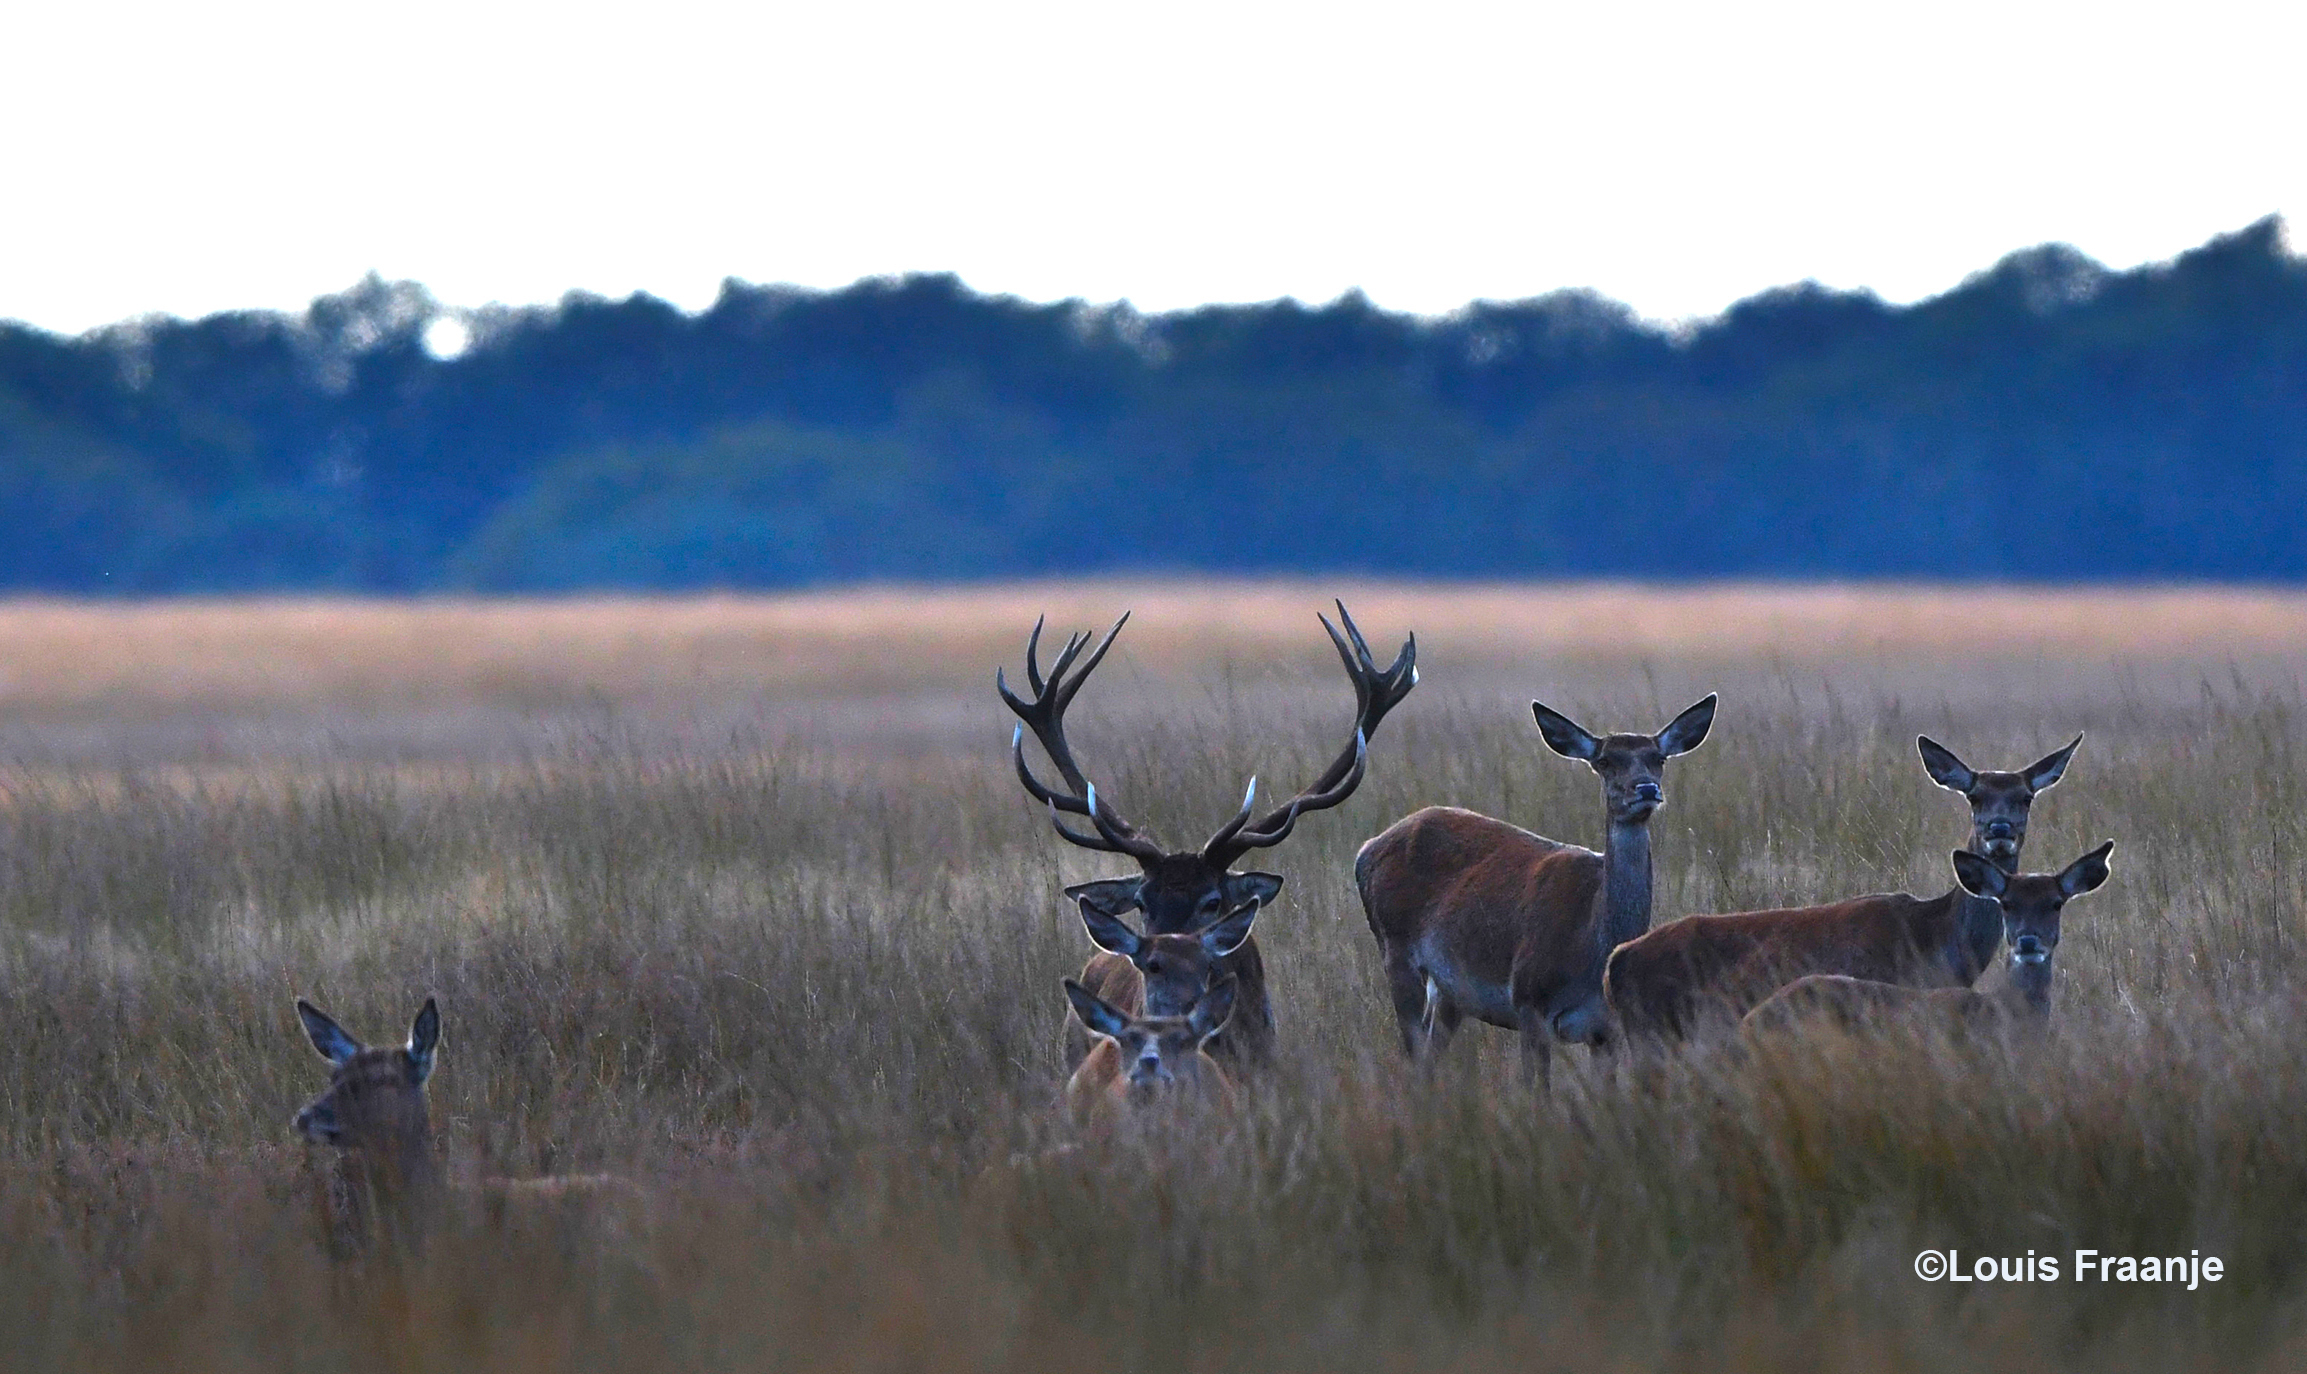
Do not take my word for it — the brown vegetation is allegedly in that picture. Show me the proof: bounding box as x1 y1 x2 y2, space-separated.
3 583 2307 1371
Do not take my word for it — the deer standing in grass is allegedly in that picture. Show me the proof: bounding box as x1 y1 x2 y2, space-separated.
293 997 633 1254
1003 602 1416 1067
1606 734 2082 1041
1354 693 1718 1075
1062 975 1239 1122
1742 841 2114 1034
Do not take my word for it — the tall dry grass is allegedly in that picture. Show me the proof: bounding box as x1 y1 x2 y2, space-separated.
3 584 2306 1371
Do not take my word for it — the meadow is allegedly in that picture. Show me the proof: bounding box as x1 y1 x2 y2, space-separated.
4 582 2307 1372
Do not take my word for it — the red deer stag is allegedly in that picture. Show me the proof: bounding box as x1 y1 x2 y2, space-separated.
1606 733 2082 1041
1355 693 1719 1076
1061 894 1260 1072
1742 841 2114 1034
1002 602 1416 1065
1062 975 1239 1122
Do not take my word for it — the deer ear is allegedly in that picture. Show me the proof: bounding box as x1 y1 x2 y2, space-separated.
2058 841 2115 898
1950 850 2007 899
1064 877 1145 917
1531 702 1601 761
1220 872 1283 908
1076 899 1145 959
2025 733 2084 792
405 998 440 1085
1655 694 1717 756
1063 979 1130 1040
1193 899 1260 959
1917 736 1977 794
297 1000 362 1066
1189 975 1238 1042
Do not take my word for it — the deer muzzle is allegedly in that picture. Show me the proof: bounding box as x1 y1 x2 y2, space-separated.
294 1103 341 1144
1617 782 1663 820
2010 935 2049 966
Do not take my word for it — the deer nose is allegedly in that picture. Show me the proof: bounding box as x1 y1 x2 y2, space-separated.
2011 935 2048 964
1984 820 2015 839
1633 781 1663 803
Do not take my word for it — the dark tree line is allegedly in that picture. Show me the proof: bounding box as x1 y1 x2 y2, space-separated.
2 218 2302 592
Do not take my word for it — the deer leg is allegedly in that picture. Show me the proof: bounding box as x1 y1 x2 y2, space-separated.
1425 994 1463 1064
1384 951 1434 1058
1515 1009 1553 1089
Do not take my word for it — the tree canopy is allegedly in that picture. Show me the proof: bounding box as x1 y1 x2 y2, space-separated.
3 219 2302 592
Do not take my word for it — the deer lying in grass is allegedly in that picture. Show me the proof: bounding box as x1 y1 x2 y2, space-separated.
1741 841 2115 1035
1605 733 2081 1041
293 997 636 1254
1355 694 1717 1077
1061 895 1260 1073
1062 975 1239 1122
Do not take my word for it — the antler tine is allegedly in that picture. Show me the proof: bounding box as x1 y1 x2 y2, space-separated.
1040 627 1090 697
1001 614 1159 853
1046 797 1119 852
1056 613 1128 712
1320 610 1374 716
1086 782 1164 862
1333 599 1375 671
1334 599 1418 720
1021 615 1048 695
1226 731 1368 855
1046 788 1163 859
1197 777 1261 862
1009 725 1069 809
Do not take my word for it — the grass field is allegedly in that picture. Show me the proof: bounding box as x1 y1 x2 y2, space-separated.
4 582 2307 1371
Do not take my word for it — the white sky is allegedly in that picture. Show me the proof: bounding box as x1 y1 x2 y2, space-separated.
2 0 2300 335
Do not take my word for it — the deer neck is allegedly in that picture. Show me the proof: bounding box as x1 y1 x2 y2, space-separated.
1941 841 2014 985
2004 957 2054 1019
333 1121 445 1219
1597 819 1654 964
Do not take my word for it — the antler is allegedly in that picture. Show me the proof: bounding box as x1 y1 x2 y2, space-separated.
1203 600 1418 864
998 614 1164 862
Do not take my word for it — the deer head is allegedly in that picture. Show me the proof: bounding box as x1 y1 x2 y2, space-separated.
1063 975 1238 1104
293 997 440 1162
1531 694 1718 826
1951 840 2116 1000
1076 895 1260 1018
1001 601 1416 935
1918 733 2083 869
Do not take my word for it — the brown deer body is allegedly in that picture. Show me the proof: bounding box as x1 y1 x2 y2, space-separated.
1062 976 1239 1123
1741 842 2114 1036
292 997 634 1255
1355 694 1718 1074
1061 895 1259 1073
1606 734 2082 1041
1002 602 1416 1067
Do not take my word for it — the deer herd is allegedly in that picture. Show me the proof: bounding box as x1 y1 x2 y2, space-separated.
289 598 2120 1231
997 601 2118 1120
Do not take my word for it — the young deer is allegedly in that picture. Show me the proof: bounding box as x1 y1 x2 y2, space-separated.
1003 602 1416 1066
1062 894 1260 1073
1354 694 1718 1076
1741 841 2115 1034
293 996 633 1253
1062 975 1239 1121
1606 733 2081 1041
